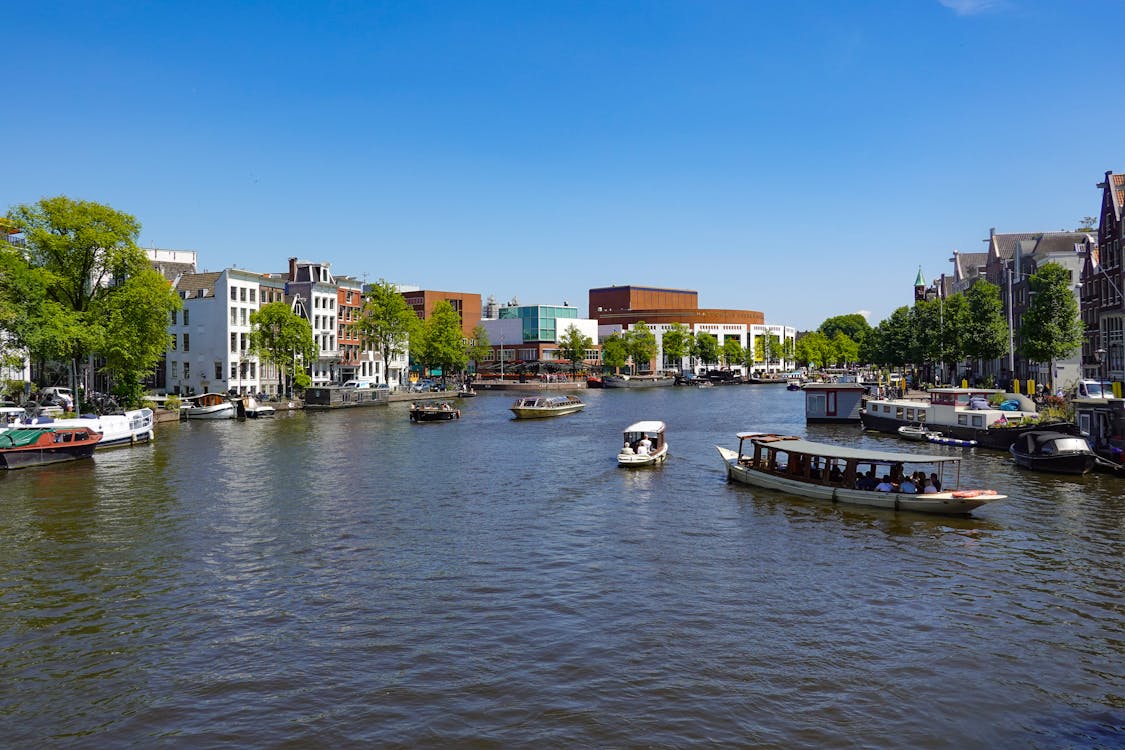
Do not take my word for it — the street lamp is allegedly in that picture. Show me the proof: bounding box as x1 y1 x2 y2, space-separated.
1096 347 1108 388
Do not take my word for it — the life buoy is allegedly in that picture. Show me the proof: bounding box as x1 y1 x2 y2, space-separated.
952 490 981 499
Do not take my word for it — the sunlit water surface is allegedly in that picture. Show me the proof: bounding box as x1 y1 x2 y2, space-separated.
1 386 1122 747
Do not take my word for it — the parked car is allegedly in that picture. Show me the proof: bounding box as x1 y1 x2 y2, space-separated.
39 386 75 410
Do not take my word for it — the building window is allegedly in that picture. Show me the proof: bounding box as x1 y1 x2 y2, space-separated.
240 287 247 302
183 362 191 380
249 288 256 303
240 308 247 326
183 333 190 352
231 308 238 325
231 287 238 301
171 335 177 351
215 362 223 380
170 361 178 378
231 364 238 379
170 310 177 325
183 309 189 326
231 333 237 352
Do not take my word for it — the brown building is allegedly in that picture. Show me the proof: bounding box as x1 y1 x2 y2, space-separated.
1081 171 1125 381
589 285 763 328
401 289 482 339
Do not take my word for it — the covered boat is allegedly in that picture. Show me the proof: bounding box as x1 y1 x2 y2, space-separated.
603 374 675 388
618 421 668 466
1009 431 1099 475
0 426 101 469
184 393 236 420
716 432 1004 515
510 394 586 419
2 408 154 449
409 401 460 422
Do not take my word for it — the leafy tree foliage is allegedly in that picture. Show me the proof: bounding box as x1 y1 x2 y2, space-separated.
830 331 859 367
249 301 318 395
556 324 593 375
660 322 691 370
694 332 720 367
722 337 743 368
1018 262 1084 381
355 279 419 384
963 280 1008 363
601 333 628 372
466 324 491 373
413 300 466 379
867 306 913 367
819 314 870 346
623 322 657 372
5 196 179 403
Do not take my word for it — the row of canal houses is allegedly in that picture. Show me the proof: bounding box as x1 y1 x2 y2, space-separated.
156 253 799 398
921 170 1125 390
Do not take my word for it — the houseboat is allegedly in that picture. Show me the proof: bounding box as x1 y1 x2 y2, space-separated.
804 382 868 423
860 387 1077 451
1071 396 1125 470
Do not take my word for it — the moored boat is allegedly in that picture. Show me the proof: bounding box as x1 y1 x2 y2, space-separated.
617 420 668 466
184 393 236 420
237 396 275 418
897 424 937 442
0 426 102 469
861 387 1078 451
2 408 155 449
509 394 586 419
1009 431 1099 475
409 401 460 422
716 432 1004 515
603 374 675 389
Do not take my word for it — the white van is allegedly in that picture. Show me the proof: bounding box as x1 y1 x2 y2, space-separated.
341 379 374 389
39 386 75 408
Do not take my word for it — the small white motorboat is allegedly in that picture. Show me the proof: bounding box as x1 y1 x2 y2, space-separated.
897 424 938 442
184 393 236 420
617 421 668 467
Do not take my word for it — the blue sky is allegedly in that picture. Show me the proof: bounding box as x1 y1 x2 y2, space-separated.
5 0 1120 330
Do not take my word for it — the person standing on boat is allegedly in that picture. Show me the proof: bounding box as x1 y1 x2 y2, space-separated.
638 436 652 455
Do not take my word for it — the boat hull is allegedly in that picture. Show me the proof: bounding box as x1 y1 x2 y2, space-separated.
716 446 997 515
410 406 460 422
603 375 675 388
618 445 668 467
186 405 236 419
1009 449 1097 475
6 409 155 449
510 404 586 419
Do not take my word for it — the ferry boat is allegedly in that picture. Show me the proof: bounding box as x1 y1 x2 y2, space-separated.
0 425 102 469
860 387 1077 451
716 432 1004 515
509 394 586 419
409 402 460 422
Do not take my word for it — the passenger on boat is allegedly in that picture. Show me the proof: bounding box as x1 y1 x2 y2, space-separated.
856 470 878 491
828 465 843 483
929 472 942 492
875 476 895 492
899 476 918 494
638 437 652 455
923 477 939 494
622 442 634 455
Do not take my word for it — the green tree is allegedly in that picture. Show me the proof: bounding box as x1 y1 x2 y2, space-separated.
1018 262 1084 386
753 333 782 371
466 324 491 374
963 280 1009 369
819 314 871 346
722 337 743 368
660 322 691 371
99 268 182 406
694 332 720 368
623 321 657 373
869 306 913 368
830 331 859 367
355 279 419 385
556 324 593 376
249 301 318 395
601 332 628 373
1077 216 1097 232
417 300 466 382
6 196 174 397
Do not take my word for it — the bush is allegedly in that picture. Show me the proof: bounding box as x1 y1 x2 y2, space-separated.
163 395 182 411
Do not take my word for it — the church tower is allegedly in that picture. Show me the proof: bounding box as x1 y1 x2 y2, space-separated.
913 266 927 303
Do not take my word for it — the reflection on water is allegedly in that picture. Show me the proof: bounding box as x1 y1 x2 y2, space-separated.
1 387 1122 747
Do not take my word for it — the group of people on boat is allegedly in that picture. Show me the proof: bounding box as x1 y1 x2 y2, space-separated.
621 436 653 456
855 465 941 494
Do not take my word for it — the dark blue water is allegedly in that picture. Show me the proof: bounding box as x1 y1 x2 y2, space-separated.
1 385 1122 747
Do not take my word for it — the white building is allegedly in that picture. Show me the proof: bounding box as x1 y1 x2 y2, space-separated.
597 321 796 375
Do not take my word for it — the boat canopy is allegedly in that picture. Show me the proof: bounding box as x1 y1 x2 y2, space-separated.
625 421 665 434
737 433 958 464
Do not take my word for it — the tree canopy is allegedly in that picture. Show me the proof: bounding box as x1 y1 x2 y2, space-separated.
4 196 179 405
623 322 657 373
556 324 593 374
601 333 628 372
1018 262 1083 381
249 301 318 394
694 332 720 367
412 300 466 378
355 279 419 384
660 322 691 370
819 314 870 345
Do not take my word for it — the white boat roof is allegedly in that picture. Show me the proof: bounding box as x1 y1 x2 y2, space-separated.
624 420 665 433
736 433 957 464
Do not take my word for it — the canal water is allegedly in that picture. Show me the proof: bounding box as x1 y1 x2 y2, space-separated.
1 385 1122 748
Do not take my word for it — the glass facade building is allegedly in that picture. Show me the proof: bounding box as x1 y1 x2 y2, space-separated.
499 305 579 342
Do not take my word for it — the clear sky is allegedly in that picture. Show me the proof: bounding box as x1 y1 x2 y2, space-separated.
5 1 1121 330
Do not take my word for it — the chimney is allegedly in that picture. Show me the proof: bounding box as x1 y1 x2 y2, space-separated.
289 257 298 281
